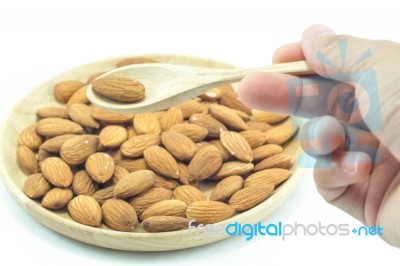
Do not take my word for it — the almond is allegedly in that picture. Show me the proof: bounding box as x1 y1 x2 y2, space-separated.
160 107 183 131
233 109 251 121
220 92 252 115
143 146 179 179
210 175 243 202
229 185 274 211
189 113 227 138
153 174 180 190
37 149 54 162
209 140 234 162
172 185 206 205
140 199 188 221
40 157 73 187
18 124 43 151
85 152 115 183
60 135 99 165
169 123 208 142
54 80 85 102
152 111 166 120
99 125 128 148
114 170 156 198
239 130 266 149
198 87 223 101
102 198 138 231
244 168 292 187
209 104 247 131
23 173 51 199
161 131 198 161
40 134 77 153
67 103 100 129
67 85 89 107
126 126 138 138
42 188 73 209
116 57 159 67
220 131 253 162
177 162 197 186
68 195 102 227
252 144 283 162
36 107 69 119
134 113 161 135
92 77 145 103
129 187 173 215
252 111 288 124
246 121 272 132
16 146 39 174
106 149 123 164
264 122 299 145
92 106 133 123
186 201 235 224
92 186 116 205
118 158 151 172
188 145 222 182
72 170 98 196
212 161 254 180
142 216 190 232
120 134 161 158
176 100 203 118
253 153 292 171
111 165 130 185
36 118 84 137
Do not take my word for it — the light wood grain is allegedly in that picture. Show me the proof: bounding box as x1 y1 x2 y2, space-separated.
0 54 305 251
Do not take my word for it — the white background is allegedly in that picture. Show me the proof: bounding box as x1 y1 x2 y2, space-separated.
1 0 400 265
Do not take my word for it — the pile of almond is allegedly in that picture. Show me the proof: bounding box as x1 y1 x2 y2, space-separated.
17 57 298 233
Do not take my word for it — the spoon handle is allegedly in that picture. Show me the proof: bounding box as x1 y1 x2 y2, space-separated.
218 60 315 83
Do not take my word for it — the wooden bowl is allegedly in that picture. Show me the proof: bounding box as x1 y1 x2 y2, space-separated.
0 54 304 251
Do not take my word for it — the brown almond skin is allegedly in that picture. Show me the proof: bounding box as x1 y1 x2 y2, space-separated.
253 153 292 171
246 121 272 132
189 113 227 137
220 91 253 115
140 199 188 221
188 145 223 182
102 198 138 231
117 158 151 172
244 169 292 187
209 140 234 162
99 126 128 149
175 100 203 118
92 77 145 103
161 131 198 162
212 161 254 180
120 134 161 158
169 123 208 142
142 216 190 232
18 124 43 151
60 135 99 165
40 134 77 153
129 187 173 216
42 188 73 209
143 146 180 179
36 107 69 119
252 144 283 162
209 104 248 131
92 186 115 205
36 118 84 137
264 123 299 145
111 165 130 185
253 111 288 124
160 107 183 131
186 201 235 224
54 80 85 102
67 103 100 129
85 152 115 183
114 170 156 198
229 185 274 211
16 145 39 175
40 157 73 187
239 130 266 149
220 131 253 163
134 113 161 135
210 175 244 202
72 170 98 196
92 107 133 124
153 175 180 190
67 85 89 107
68 195 102 227
172 185 206 205
23 173 51 199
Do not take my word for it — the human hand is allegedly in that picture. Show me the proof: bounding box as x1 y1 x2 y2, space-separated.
238 24 400 247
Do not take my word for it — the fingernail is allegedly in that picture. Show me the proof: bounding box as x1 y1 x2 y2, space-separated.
304 24 336 40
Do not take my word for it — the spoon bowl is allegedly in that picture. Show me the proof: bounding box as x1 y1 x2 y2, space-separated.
87 61 314 114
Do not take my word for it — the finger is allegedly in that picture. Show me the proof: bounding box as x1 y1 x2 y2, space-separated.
272 42 305 64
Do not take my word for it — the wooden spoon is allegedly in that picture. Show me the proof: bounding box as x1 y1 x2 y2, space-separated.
86 60 314 114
